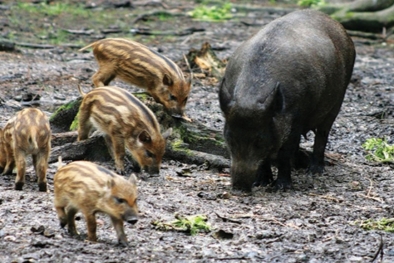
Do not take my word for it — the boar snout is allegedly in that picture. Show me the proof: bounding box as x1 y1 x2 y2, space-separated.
169 107 184 118
230 161 261 192
123 210 138 225
144 165 160 175
126 217 138 225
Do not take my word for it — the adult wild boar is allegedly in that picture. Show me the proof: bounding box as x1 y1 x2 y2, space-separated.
219 10 355 191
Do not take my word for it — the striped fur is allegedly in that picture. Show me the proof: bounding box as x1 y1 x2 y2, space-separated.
80 38 191 115
0 129 5 170
77 85 171 175
0 108 51 191
54 160 138 245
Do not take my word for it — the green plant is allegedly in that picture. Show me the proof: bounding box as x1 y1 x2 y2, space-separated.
189 3 232 21
152 214 211 235
297 0 326 7
69 112 79 131
362 138 394 163
353 218 394 232
16 2 88 17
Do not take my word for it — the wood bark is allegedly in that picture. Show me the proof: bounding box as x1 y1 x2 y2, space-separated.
318 0 394 32
49 95 229 169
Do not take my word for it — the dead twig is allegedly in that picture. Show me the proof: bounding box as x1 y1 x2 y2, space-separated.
309 193 342 203
16 42 55 49
358 194 384 203
360 178 384 203
130 27 204 36
133 10 186 24
371 235 384 263
215 212 242 224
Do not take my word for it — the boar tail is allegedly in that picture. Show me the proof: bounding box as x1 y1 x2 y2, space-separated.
183 54 193 85
78 42 97 52
28 129 39 150
77 84 86 97
57 156 64 169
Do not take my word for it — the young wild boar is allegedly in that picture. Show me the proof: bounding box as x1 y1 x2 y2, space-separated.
77 85 172 175
0 108 51 191
0 124 12 173
54 160 139 246
79 38 192 117
219 10 356 191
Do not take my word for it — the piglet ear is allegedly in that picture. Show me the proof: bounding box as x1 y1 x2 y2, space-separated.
162 128 172 139
163 74 173 86
128 173 138 185
138 130 151 143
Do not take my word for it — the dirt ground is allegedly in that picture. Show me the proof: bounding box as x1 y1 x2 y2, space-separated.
0 0 394 262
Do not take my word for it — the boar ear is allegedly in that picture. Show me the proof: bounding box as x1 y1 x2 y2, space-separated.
273 82 285 112
162 128 172 139
163 74 173 86
129 173 138 185
138 130 151 143
258 82 284 112
218 78 233 114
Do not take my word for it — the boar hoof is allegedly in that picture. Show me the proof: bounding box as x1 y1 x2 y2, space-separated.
253 178 273 188
118 239 128 247
232 184 253 192
86 238 97 243
308 163 324 175
148 173 160 178
38 182 47 192
272 180 293 191
15 182 24 191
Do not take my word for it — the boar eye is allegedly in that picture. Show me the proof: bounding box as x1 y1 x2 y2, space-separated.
146 150 155 158
114 197 125 204
169 94 177 101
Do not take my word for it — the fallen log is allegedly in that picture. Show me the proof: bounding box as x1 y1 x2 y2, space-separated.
49 93 229 169
317 0 394 32
49 132 230 169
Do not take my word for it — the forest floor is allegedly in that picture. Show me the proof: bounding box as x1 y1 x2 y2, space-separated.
0 0 393 262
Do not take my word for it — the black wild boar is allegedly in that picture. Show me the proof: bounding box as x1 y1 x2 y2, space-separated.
219 10 355 191
54 160 138 246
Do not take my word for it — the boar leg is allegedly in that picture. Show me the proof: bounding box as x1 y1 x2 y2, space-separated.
55 206 68 228
85 213 98 242
78 113 93 141
310 110 340 174
275 133 301 190
1 160 15 175
310 126 331 174
33 151 49 192
66 207 79 236
14 151 27 190
111 136 126 175
1 147 15 175
254 160 274 187
92 69 115 87
110 216 127 246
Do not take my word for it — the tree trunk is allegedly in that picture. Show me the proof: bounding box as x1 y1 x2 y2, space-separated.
49 95 229 169
318 0 394 32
